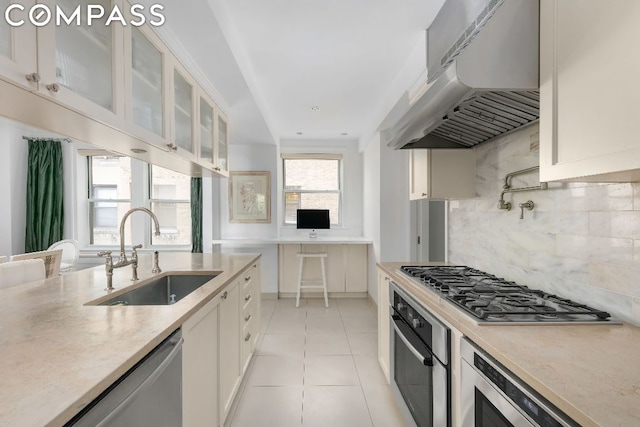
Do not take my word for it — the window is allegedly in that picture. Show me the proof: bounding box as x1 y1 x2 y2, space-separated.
86 154 191 247
282 154 342 225
88 156 132 245
149 165 191 245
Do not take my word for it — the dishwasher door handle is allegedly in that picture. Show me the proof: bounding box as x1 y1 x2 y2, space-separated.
392 316 434 367
95 336 184 427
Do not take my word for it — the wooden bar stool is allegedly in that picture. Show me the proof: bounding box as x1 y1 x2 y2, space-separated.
296 252 328 308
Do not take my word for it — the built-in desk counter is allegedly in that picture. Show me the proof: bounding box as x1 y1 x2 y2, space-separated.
212 238 371 297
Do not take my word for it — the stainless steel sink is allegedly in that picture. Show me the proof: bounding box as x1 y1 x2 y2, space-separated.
96 274 218 306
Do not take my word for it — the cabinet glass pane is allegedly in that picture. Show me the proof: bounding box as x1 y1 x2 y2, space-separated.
174 71 193 152
218 116 228 171
132 28 163 136
0 0 11 58
200 98 214 163
55 0 112 110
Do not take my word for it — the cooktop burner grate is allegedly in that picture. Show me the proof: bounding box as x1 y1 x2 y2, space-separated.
399 265 613 323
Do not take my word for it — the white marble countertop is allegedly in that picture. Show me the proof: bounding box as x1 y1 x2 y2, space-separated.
212 236 372 244
0 252 260 427
378 262 640 427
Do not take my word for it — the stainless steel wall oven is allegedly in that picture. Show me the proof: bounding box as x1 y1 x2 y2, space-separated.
461 338 578 427
389 282 450 427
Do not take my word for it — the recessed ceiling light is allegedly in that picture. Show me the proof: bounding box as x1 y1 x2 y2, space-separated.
130 148 147 154
296 132 303 135
341 132 348 136
310 106 320 111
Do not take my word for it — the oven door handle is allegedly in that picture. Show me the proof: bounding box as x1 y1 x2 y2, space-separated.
392 315 434 366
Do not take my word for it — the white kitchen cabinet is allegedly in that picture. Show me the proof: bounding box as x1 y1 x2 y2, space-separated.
0 0 38 91
278 244 368 296
170 61 198 162
215 110 230 176
409 149 476 200
540 0 640 182
199 92 216 168
240 261 260 374
377 268 390 383
182 294 219 427
345 244 368 293
219 278 241 425
35 0 126 127
0 0 231 178
124 23 171 149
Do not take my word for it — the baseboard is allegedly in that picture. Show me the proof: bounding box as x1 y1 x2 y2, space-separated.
260 292 278 300
277 292 368 299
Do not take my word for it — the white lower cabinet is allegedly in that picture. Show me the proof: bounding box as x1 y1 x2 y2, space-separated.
377 268 391 383
182 261 261 427
240 261 261 374
182 295 220 427
218 278 241 425
278 244 368 296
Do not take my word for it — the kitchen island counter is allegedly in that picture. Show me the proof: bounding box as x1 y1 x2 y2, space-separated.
379 262 640 427
0 252 260 427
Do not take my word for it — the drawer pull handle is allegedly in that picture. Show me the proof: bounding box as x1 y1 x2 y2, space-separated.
245 294 251 302
245 314 252 322
46 83 60 93
244 333 251 342
221 291 228 300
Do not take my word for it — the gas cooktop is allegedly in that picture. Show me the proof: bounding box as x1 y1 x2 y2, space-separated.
399 265 617 324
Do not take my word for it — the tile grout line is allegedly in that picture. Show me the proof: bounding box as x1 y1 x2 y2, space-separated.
342 305 376 427
301 300 307 426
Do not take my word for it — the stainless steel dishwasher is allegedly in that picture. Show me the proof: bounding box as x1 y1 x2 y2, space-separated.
65 329 183 427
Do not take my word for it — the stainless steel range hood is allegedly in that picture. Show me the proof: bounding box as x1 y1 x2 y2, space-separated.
387 0 539 150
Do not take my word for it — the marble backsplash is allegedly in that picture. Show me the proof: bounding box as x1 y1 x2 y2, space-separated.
448 124 640 325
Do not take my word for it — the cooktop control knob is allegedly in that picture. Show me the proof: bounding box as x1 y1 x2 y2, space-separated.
412 318 422 329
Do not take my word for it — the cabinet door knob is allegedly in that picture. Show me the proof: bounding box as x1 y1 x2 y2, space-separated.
46 83 60 93
421 192 427 197
221 291 228 300
245 276 251 282
245 294 251 302
245 314 252 322
244 333 251 342
25 72 40 83
213 166 220 171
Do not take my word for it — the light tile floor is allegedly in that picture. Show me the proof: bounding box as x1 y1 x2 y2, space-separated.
226 297 407 427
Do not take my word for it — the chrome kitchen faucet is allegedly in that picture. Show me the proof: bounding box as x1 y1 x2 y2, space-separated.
98 207 162 291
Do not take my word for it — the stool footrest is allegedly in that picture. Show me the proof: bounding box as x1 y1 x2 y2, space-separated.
299 285 327 289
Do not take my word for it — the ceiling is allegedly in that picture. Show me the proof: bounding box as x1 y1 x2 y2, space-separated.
155 0 446 147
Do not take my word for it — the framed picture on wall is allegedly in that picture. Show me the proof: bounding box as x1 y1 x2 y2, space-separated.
229 171 271 223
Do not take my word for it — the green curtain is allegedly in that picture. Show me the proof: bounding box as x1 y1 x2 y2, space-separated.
25 139 64 252
191 177 203 253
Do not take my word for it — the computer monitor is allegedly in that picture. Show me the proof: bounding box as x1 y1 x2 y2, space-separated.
296 209 330 238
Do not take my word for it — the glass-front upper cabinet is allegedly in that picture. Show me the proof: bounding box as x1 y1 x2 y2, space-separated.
36 0 125 124
0 0 38 90
216 111 229 175
172 64 197 160
199 94 215 166
129 26 166 139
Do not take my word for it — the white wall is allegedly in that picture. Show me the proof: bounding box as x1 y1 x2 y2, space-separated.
363 133 381 302
362 131 413 303
449 124 640 326
215 144 279 294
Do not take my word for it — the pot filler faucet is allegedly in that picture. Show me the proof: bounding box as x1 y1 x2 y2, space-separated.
98 207 162 291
